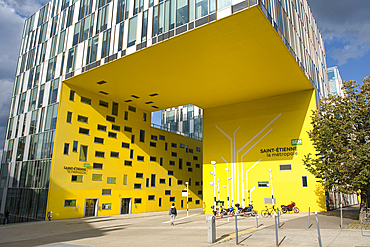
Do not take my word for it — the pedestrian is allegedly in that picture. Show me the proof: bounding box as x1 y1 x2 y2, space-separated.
169 203 177 226
47 211 53 221
3 209 10 225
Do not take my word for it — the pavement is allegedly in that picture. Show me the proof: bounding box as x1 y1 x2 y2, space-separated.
0 205 369 247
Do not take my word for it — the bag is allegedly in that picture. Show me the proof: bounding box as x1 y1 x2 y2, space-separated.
171 207 176 214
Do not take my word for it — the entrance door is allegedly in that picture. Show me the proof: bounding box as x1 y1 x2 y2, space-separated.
85 199 97 217
121 198 131 214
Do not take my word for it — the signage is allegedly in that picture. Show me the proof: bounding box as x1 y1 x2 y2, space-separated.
182 190 189 197
84 163 90 168
291 139 302 145
64 166 87 174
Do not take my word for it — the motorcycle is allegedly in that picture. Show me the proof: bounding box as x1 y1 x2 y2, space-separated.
281 201 299 213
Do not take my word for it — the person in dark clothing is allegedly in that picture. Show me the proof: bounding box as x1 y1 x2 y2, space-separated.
3 209 10 225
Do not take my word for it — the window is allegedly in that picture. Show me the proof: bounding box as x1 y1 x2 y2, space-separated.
134 198 142 204
196 147 201 152
196 200 200 205
165 190 171 195
151 174 156 187
179 158 183 169
112 125 120 131
81 96 91 105
179 143 185 148
65 200 76 206
148 195 155 200
136 173 143 178
168 170 173 176
95 151 105 158
79 145 88 161
123 174 128 185
188 178 191 186
139 130 145 142
188 198 193 202
172 152 177 157
169 160 175 166
72 175 83 182
131 135 135 144
193 156 198 160
130 150 134 159
258 181 269 188
124 111 128 120
186 162 191 166
137 156 144 161
98 124 107 131
159 135 165 140
280 164 292 171
107 177 116 184
79 128 90 135
77 115 88 123
195 181 200 186
69 90 75 101
108 132 117 138
165 143 168 150
196 163 200 168
125 160 132 166
112 102 119 116
143 113 147 121
106 115 115 122
198 190 202 195
159 198 162 207
93 163 103 169
151 135 157 140
150 156 157 162
302 176 308 187
169 197 175 202
146 178 149 187
159 179 165 184
102 189 111 195
128 105 136 112
102 203 112 210
92 174 103 181
127 16 137 47
188 168 193 172
73 141 78 152
66 111 72 123
177 180 183 185
64 143 70 155
189 149 193 153
150 142 156 147
99 100 109 107
122 142 130 148
134 183 142 189
160 157 163 166
94 137 104 144
171 143 177 148
111 151 119 158
124 126 132 132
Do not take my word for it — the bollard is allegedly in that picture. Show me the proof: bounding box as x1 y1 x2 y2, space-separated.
235 215 238 245
255 215 259 228
315 211 322 247
308 205 310 228
274 212 279 247
340 203 343 229
206 216 216 243
277 206 280 228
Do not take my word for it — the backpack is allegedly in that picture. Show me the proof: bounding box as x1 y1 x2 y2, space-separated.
171 207 176 214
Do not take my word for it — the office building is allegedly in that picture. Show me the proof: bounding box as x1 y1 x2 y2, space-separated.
327 66 344 96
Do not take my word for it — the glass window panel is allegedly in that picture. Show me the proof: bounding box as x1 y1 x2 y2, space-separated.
158 3 164 34
195 0 208 20
189 0 194 21
217 0 230 10
58 30 66 54
176 0 188 27
127 16 137 47
209 0 215 13
170 0 175 29
73 21 81 46
66 46 77 74
79 145 88 161
141 10 148 42
152 6 158 37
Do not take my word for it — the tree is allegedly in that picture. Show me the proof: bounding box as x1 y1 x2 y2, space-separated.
303 76 370 220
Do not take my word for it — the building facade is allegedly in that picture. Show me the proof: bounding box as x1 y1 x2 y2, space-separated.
327 66 344 96
1 0 330 220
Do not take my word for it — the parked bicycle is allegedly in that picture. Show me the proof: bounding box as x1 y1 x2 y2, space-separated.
261 205 281 218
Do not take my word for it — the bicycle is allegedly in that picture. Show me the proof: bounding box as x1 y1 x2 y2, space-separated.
261 205 281 218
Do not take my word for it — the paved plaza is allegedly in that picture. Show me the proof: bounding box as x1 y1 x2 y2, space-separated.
0 205 369 246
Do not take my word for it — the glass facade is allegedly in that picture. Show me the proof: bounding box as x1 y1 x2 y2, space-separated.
327 67 343 96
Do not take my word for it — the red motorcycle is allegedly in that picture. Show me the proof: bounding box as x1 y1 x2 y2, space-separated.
281 201 299 213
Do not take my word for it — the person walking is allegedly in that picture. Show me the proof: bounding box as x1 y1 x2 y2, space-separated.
3 209 10 225
169 203 177 226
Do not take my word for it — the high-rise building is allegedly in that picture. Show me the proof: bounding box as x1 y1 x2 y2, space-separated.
1 0 332 220
327 66 344 96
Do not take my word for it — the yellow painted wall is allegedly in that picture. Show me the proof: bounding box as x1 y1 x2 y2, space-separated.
203 89 326 214
46 83 203 220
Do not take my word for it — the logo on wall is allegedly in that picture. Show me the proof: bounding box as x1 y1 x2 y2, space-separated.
260 146 298 157
64 166 87 174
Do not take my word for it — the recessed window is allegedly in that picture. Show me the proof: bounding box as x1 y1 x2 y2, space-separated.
169 160 175 166
79 145 88 161
171 143 177 148
137 156 144 161
151 174 156 187
97 124 107 131
106 115 115 122
148 195 155 200
195 200 200 205
195 181 200 186
69 90 75 101
186 162 191 166
108 132 117 138
94 137 104 144
150 156 157 162
64 143 70 155
66 111 72 123
169 178 172 186
134 198 142 204
169 197 175 202
165 143 168 150
160 157 163 166
139 130 145 142
159 135 165 140
177 180 183 185
150 142 156 147
143 113 147 121
102 203 112 210
107 177 116 184
93 163 103 169
146 178 149 187
79 128 90 135
134 183 142 189
188 197 193 202
189 149 193 153
196 147 201 152
130 149 134 159
92 174 103 181
168 170 173 176
128 105 136 112
77 115 88 123
302 176 308 187
112 125 120 131
179 143 185 148
122 142 130 148
258 181 269 188
131 135 135 144
64 199 76 207
159 179 165 184
165 190 171 195
102 189 111 195
95 151 105 158
123 174 128 185
193 156 198 160
136 173 143 178
151 135 157 140
81 96 91 105
280 164 292 171
198 190 202 195
124 111 128 120
188 168 193 172
111 151 119 158
172 152 177 157
196 163 200 168
112 102 119 116
99 100 109 107
124 160 132 166
73 141 78 152
71 175 83 182
124 126 132 132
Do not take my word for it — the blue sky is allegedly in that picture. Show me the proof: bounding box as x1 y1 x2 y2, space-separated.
0 0 369 154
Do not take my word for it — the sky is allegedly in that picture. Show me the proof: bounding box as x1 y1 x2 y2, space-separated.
0 0 369 156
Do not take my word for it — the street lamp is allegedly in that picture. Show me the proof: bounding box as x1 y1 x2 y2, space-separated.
217 178 220 200
268 168 274 209
185 181 189 217
225 168 232 208
211 161 217 210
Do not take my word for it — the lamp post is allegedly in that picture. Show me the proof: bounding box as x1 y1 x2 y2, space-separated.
185 181 189 217
217 178 220 200
225 168 231 208
211 161 217 210
268 168 274 208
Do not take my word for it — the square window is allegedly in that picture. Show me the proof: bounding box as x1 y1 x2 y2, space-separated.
66 111 72 123
65 199 76 206
124 160 132 166
165 190 171 195
196 163 200 168
169 197 175 202
63 143 69 155
81 96 91 105
171 152 177 157
134 183 142 189
95 151 105 158
122 142 130 148
136 173 143 178
134 198 142 204
106 115 115 122
186 162 191 166
69 90 75 101
79 127 90 135
102 203 112 210
150 156 157 162
93 163 103 169
169 160 175 166
77 115 88 123
112 125 120 131
189 149 193 153
150 142 156 147
193 156 198 160
94 137 104 144
195 200 200 205
159 179 165 184
196 147 201 152
188 197 193 202
159 135 165 140
195 181 200 186
99 100 109 107
198 190 202 195
137 156 144 161
179 143 185 148
177 180 183 185
92 174 102 181
188 168 193 172
71 175 83 182
110 151 119 158
108 132 117 138
148 195 155 200
107 177 116 184
97 124 107 131
151 135 157 140
102 189 111 195
168 170 173 176
171 143 177 148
